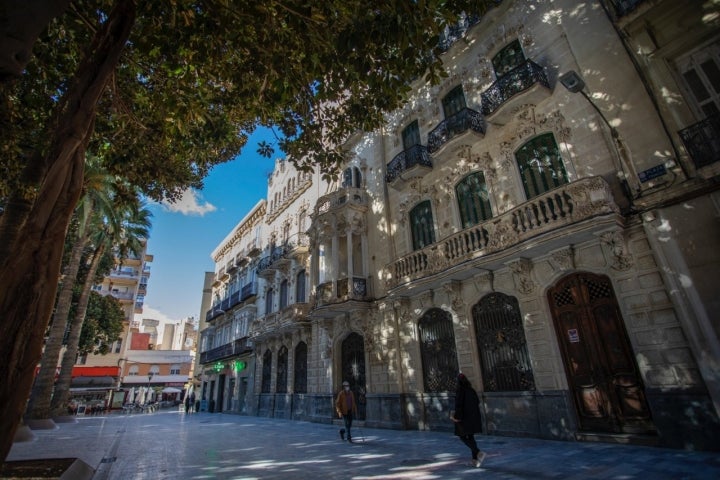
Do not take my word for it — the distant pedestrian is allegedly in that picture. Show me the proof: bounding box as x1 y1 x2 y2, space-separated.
189 392 196 413
335 380 358 443
184 394 190 413
450 373 486 468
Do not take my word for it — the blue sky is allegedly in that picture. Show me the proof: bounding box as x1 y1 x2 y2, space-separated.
137 128 278 327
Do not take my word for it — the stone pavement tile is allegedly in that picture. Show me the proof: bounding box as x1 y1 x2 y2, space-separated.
6 411 720 479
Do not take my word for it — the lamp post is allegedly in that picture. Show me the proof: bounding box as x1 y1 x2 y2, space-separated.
559 70 637 211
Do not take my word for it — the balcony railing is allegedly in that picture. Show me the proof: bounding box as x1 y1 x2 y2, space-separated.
314 187 368 216
388 176 619 288
679 114 720 169
257 245 287 273
200 337 252 364
229 290 241 309
240 281 259 301
427 108 486 154
316 277 368 306
386 144 432 183
480 59 550 117
205 306 225 323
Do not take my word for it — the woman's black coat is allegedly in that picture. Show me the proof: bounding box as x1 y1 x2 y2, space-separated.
454 384 483 436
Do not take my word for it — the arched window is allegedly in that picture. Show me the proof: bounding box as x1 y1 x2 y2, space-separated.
402 120 421 150
265 288 274 314
515 133 568 199
442 85 466 119
149 365 160 375
261 350 272 393
294 342 308 393
418 308 458 392
276 346 288 393
410 200 436 251
341 166 362 188
296 269 307 303
456 171 493 228
492 39 525 77
298 209 307 235
473 293 535 391
128 365 139 376
279 280 288 309
170 364 181 375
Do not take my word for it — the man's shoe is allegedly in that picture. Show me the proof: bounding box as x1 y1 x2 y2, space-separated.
339 429 345 440
476 452 486 467
348 437 353 443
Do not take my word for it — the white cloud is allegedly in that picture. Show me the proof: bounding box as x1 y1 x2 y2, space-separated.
160 189 216 216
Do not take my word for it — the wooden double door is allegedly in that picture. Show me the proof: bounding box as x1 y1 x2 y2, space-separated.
548 272 655 434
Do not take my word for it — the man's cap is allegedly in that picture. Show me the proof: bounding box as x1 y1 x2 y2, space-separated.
342 381 350 386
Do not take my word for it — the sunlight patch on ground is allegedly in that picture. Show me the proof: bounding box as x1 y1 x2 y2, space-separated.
239 459 332 470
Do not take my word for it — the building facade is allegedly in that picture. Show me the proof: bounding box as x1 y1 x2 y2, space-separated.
199 0 720 451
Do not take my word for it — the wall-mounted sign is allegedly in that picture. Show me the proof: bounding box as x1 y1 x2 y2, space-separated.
568 328 580 343
638 164 667 183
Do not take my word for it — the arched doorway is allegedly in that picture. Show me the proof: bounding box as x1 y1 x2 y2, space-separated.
547 272 655 434
341 332 366 420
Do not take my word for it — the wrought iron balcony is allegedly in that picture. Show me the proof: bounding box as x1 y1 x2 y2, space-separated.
427 108 486 154
386 144 432 184
480 59 550 118
388 176 619 288
205 305 226 323
679 114 720 170
607 0 648 17
257 245 287 274
229 290 241 309
200 337 252 364
240 281 258 301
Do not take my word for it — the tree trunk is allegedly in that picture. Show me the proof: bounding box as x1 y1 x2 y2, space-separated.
0 0 135 462
50 244 105 417
26 227 90 420
0 0 71 81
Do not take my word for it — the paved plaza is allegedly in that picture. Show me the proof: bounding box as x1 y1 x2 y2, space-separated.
5 409 720 479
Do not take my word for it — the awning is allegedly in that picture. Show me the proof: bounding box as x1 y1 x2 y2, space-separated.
71 366 120 377
162 387 182 393
70 376 115 387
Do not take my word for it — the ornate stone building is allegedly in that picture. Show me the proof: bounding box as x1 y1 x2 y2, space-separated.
200 0 720 450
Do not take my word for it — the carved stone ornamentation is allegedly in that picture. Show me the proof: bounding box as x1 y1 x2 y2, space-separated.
508 258 536 295
550 246 576 272
485 218 518 251
443 281 465 312
600 230 633 271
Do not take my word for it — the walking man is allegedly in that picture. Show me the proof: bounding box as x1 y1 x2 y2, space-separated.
335 380 358 443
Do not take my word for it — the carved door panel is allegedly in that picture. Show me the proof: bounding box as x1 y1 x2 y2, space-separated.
548 273 654 433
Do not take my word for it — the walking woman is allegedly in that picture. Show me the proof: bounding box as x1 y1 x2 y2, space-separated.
450 373 487 468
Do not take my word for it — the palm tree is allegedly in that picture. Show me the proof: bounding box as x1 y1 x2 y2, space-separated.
25 158 119 423
50 196 152 417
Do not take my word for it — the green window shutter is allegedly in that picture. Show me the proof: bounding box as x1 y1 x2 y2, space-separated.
456 171 493 228
515 133 568 199
410 200 436 251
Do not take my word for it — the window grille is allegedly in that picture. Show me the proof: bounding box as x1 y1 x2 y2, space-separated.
261 350 272 393
294 342 308 393
472 293 535 391
276 346 288 393
419 308 459 392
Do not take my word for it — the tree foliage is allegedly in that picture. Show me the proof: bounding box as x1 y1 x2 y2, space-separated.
0 0 494 461
78 292 124 356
